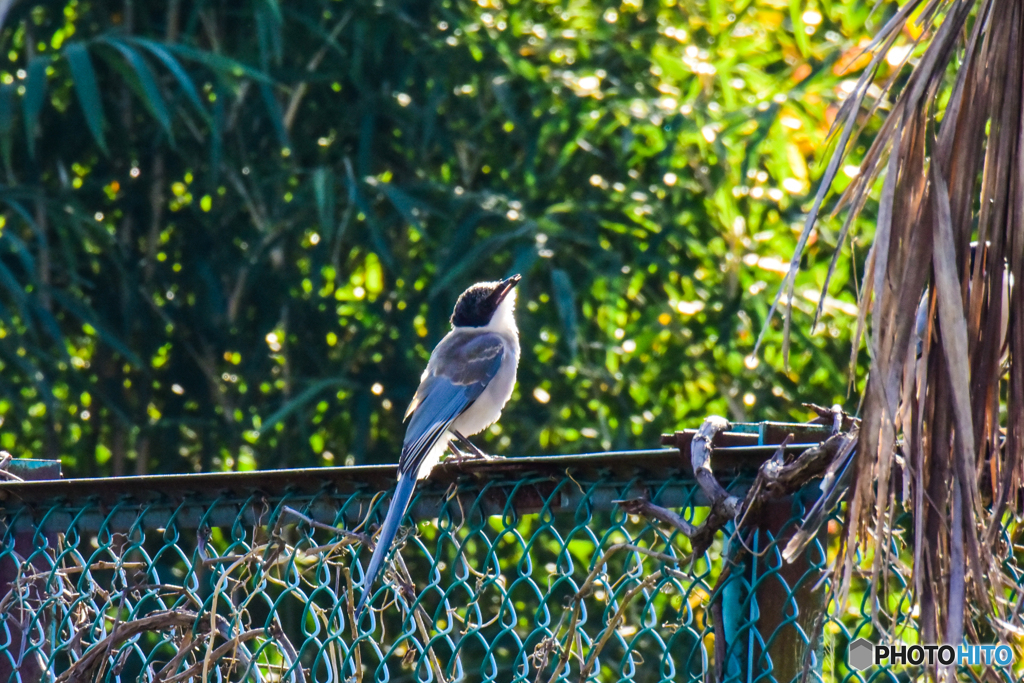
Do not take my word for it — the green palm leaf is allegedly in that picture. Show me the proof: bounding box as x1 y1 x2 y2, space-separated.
63 43 107 154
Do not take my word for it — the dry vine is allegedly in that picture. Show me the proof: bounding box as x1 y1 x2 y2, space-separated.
0 504 373 682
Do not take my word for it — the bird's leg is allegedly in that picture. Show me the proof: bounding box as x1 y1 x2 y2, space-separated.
448 439 470 465
452 430 503 461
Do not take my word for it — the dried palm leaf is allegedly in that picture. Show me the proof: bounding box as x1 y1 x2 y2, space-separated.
761 0 1024 645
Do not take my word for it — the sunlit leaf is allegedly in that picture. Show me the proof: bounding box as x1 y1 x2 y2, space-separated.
347 176 395 269
49 290 143 367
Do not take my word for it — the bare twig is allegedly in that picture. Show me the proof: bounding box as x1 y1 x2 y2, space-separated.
615 497 698 537
281 505 369 545
690 416 740 519
159 628 265 683
622 419 859 564
56 611 198 683
803 403 861 432
616 417 739 555
0 451 24 482
540 543 689 683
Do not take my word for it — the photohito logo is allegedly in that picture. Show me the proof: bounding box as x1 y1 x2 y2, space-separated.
847 638 1015 670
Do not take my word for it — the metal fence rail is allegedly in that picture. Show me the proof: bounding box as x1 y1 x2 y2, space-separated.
0 426 1010 682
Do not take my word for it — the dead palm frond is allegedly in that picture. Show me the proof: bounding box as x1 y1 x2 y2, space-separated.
762 0 1024 645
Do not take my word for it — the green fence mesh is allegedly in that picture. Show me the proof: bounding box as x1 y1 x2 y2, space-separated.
0 424 1015 682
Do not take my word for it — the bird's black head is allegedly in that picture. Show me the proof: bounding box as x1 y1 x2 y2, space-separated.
451 274 521 327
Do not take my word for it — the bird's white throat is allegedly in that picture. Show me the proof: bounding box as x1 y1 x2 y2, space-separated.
481 288 517 335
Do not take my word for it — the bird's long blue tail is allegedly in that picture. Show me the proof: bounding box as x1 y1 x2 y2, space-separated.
354 474 418 620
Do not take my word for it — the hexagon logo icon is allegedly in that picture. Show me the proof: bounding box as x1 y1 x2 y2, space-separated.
848 638 874 670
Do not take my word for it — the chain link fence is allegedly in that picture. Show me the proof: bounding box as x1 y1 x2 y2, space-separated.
0 422 1012 682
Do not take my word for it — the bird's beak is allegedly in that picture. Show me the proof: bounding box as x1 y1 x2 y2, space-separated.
491 274 521 305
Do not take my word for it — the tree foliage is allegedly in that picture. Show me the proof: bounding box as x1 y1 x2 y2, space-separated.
0 0 884 475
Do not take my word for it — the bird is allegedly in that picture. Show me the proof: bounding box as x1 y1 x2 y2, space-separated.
353 274 522 620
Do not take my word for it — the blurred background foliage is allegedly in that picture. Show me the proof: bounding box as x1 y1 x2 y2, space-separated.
0 0 898 476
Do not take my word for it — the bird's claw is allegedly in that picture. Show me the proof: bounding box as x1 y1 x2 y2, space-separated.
448 442 470 466
460 451 504 462
448 446 503 464
449 430 504 463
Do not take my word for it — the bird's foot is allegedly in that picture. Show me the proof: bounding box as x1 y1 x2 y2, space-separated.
448 441 471 466
449 447 502 463
457 451 504 462
451 430 504 462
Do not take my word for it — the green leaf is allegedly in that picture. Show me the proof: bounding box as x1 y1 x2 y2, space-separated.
0 83 14 176
28 297 66 350
49 289 143 367
347 176 395 269
129 37 208 117
100 38 172 134
0 257 28 321
0 337 54 407
789 0 810 57
0 296 17 330
435 208 487 271
0 101 10 144
0 209 39 274
255 5 287 146
429 223 533 296
377 183 428 231
312 167 336 237
166 43 274 83
260 80 288 148
210 89 224 187
260 377 354 434
260 0 283 25
282 7 346 57
256 3 284 65
22 56 48 159
63 43 107 154
551 268 578 358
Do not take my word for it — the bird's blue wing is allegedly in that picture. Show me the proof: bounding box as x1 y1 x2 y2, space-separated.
399 332 505 477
